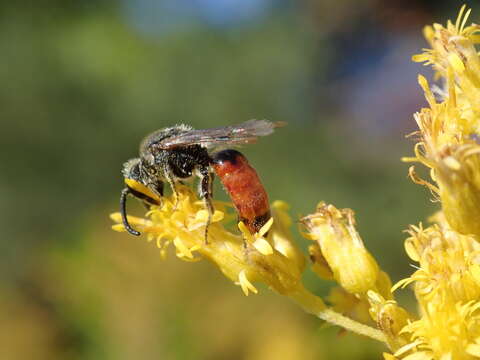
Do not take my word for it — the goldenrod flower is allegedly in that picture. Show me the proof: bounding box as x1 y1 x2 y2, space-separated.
367 291 411 353
397 224 480 304
407 5 480 237
383 223 480 358
385 6 480 359
301 202 391 299
111 185 305 296
301 202 397 334
111 185 386 343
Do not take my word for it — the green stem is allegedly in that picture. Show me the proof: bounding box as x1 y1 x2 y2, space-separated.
288 285 387 344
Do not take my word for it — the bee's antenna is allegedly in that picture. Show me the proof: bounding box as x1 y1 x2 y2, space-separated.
120 187 141 236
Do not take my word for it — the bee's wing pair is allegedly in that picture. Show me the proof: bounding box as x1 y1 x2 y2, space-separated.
155 119 286 150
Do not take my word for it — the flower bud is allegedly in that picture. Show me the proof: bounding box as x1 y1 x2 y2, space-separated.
367 291 411 352
301 203 379 295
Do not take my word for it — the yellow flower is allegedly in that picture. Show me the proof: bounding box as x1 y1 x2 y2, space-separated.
301 202 391 298
367 291 411 353
387 6 480 359
412 5 480 83
111 185 387 344
396 224 480 305
394 301 480 359
406 5 480 237
386 223 480 358
111 185 305 296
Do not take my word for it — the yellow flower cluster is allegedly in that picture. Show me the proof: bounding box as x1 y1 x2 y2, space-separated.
111 185 306 296
110 6 480 358
302 203 392 324
111 185 387 343
389 5 480 359
408 5 480 238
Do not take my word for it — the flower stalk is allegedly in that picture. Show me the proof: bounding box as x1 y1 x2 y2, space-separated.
288 285 387 343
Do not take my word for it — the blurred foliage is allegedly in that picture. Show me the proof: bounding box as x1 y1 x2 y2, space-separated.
0 1 446 359
0 0 312 272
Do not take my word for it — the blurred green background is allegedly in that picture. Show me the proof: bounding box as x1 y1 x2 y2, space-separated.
0 1 471 359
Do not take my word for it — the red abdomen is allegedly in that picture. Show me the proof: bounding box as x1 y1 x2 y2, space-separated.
212 149 270 234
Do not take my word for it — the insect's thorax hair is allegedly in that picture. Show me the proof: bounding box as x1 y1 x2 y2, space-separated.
160 145 211 180
139 124 193 155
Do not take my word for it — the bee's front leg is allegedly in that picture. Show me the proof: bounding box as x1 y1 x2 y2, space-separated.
144 180 164 209
163 164 181 210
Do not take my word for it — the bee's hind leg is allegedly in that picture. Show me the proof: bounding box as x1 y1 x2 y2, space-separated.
199 167 214 244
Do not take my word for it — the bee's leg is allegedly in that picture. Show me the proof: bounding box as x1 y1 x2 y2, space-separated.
120 187 141 236
163 164 180 210
142 181 164 210
199 167 214 244
242 222 248 249
151 180 164 209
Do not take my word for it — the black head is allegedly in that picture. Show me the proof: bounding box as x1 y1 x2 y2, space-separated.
120 158 143 236
120 158 162 236
122 158 142 183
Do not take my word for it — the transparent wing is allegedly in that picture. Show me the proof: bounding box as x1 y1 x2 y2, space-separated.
156 120 286 149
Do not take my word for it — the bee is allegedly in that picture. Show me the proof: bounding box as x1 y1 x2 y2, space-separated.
120 119 285 239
